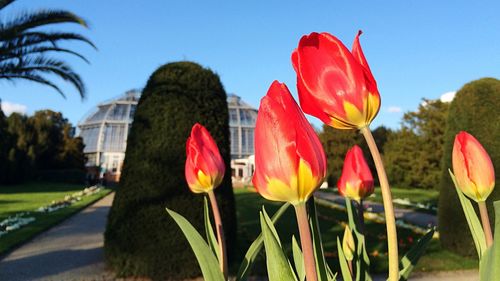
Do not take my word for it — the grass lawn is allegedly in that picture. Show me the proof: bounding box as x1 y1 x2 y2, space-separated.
0 182 112 255
232 187 476 276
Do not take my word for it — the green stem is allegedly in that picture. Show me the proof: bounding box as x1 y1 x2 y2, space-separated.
478 201 493 247
208 190 228 279
295 203 318 281
358 199 365 234
360 126 399 281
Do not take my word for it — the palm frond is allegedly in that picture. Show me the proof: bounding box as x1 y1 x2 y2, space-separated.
0 0 15 10
0 72 66 98
1 45 90 64
0 10 88 35
0 2 94 99
0 56 86 98
0 31 97 50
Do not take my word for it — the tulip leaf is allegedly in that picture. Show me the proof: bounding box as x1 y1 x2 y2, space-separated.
166 208 225 281
235 202 291 281
307 198 334 281
260 208 298 281
337 237 353 281
398 228 435 281
449 170 487 258
204 196 221 262
345 198 371 281
479 200 500 281
292 235 306 281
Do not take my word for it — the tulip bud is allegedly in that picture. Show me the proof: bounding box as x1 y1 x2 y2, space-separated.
452 131 495 202
185 123 225 193
343 225 355 261
292 31 380 130
337 145 374 202
252 81 327 205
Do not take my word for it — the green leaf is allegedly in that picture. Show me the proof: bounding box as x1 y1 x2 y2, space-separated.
204 196 221 262
345 198 371 281
308 198 332 281
166 208 225 281
337 237 353 281
479 200 500 281
398 228 435 281
292 235 306 281
235 202 291 281
260 208 298 281
449 170 487 258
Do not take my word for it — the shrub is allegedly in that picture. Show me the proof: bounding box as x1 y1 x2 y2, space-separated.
438 78 500 256
104 61 237 280
34 169 86 184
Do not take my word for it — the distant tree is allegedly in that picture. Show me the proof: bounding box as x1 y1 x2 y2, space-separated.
0 106 10 183
384 99 449 189
58 124 85 169
0 0 95 98
0 109 84 184
6 112 33 180
29 110 66 170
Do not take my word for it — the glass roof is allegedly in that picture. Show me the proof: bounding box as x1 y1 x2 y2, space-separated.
78 89 141 154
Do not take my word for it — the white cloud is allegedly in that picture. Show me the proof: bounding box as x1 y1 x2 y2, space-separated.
440 91 456 103
1 101 27 116
387 106 402 113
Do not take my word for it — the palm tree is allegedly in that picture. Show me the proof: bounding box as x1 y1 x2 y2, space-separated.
0 0 95 99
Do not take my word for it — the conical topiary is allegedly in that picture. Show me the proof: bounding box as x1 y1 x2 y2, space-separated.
104 61 237 280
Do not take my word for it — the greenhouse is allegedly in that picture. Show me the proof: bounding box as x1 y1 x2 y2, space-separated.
78 89 140 182
78 91 257 182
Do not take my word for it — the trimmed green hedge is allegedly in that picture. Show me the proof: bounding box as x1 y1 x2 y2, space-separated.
104 61 237 280
438 78 500 256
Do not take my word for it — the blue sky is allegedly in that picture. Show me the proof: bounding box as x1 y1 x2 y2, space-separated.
1 0 499 129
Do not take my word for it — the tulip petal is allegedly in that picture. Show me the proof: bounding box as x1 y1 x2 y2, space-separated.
185 123 225 193
293 31 381 129
337 145 374 201
453 131 495 201
352 30 377 90
295 33 366 115
253 81 326 205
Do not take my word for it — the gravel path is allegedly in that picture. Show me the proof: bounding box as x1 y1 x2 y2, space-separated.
0 193 116 281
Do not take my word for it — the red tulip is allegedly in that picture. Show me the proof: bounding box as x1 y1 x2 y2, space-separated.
292 31 380 130
452 131 495 202
252 81 327 205
337 145 374 202
185 123 225 193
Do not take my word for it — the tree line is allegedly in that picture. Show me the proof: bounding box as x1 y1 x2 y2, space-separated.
0 107 85 184
319 98 449 190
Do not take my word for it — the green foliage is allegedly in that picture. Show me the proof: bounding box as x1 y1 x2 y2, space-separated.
398 228 435 281
166 208 225 281
438 78 500 256
0 109 84 184
104 61 237 280
384 99 449 189
319 125 391 187
479 201 500 281
236 202 291 281
259 209 298 281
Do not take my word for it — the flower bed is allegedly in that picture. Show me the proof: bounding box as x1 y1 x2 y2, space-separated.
0 185 103 237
